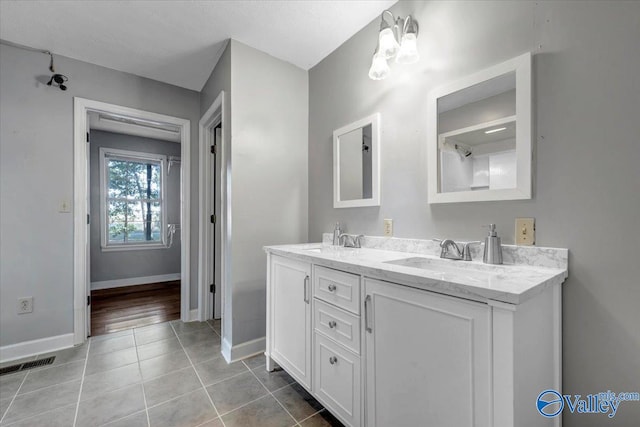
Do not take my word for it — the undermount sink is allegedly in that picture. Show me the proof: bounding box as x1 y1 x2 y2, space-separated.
303 246 358 254
384 257 500 282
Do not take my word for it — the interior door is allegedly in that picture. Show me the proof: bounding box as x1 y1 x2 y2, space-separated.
209 124 222 319
86 125 91 337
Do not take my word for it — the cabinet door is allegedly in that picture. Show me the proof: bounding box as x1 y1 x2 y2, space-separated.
313 333 361 427
270 255 312 388
364 279 491 427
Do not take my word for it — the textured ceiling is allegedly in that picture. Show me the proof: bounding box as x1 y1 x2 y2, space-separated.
0 0 396 91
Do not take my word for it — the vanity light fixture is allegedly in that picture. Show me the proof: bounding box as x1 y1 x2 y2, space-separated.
368 10 419 80
485 127 507 134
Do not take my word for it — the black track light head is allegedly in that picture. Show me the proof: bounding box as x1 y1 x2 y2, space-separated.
47 73 68 91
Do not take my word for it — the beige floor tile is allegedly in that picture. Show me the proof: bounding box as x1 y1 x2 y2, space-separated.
222 395 296 427
206 371 268 414
148 389 217 427
75 383 145 427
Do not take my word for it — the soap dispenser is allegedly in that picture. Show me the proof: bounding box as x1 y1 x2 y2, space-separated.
332 222 342 246
483 224 503 265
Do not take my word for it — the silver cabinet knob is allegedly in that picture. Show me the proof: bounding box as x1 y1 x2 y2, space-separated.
328 284 337 292
329 356 338 365
328 320 337 329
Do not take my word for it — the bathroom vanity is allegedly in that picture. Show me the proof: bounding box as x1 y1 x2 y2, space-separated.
264 235 567 427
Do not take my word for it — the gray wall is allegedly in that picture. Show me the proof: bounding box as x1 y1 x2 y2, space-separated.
308 2 640 426
200 40 309 349
0 43 200 347
89 130 181 285
200 42 232 339
230 40 309 345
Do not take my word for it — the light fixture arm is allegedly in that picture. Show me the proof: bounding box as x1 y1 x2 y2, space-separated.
380 10 395 29
402 15 419 37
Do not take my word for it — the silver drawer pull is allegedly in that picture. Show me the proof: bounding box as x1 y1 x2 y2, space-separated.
328 283 337 292
329 356 338 365
328 320 337 329
304 275 310 304
365 295 372 333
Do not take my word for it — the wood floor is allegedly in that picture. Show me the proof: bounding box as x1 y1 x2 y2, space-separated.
91 281 181 337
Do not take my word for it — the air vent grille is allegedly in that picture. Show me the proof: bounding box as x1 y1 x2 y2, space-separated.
0 356 55 376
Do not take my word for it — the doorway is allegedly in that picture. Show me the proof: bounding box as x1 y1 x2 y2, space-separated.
198 91 227 358
73 98 191 344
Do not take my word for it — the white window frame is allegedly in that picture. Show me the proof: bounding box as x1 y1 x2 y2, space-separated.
99 147 168 251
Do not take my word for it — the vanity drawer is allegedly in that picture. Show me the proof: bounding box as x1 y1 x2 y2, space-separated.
313 265 360 314
313 333 361 427
314 299 360 354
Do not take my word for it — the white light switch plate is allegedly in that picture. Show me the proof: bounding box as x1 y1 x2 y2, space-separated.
515 218 535 245
59 200 71 213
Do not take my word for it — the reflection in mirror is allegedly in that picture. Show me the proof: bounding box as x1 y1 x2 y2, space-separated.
339 124 372 201
427 53 531 203
438 71 517 193
333 113 380 208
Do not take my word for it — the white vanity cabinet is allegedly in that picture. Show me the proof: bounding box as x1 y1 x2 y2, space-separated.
363 278 491 427
265 247 563 427
267 255 312 388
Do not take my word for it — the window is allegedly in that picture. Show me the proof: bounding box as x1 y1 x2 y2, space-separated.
100 148 166 250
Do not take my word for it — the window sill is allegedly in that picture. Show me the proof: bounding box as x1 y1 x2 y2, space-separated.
101 244 169 252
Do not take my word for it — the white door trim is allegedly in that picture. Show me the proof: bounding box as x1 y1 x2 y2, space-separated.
198 91 229 332
73 97 191 345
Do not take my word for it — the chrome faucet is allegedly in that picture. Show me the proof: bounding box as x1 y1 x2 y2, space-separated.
436 239 481 261
439 239 463 260
339 233 364 248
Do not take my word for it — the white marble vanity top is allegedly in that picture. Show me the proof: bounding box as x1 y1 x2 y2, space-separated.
264 234 568 305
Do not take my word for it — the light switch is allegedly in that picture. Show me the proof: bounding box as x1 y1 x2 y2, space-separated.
59 200 71 213
515 218 535 245
383 219 393 237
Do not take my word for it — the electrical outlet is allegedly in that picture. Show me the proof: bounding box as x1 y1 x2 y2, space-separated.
383 219 393 237
59 200 71 213
18 297 33 314
515 218 535 245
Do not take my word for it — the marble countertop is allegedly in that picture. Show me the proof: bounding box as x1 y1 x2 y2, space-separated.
264 238 568 305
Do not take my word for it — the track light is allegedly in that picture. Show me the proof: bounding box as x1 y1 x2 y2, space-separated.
369 10 419 80
47 73 68 91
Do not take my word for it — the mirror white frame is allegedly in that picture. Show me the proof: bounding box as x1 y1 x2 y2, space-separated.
427 52 532 204
333 113 381 208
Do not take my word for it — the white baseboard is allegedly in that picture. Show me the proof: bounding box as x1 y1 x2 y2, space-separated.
221 337 232 363
91 273 180 290
223 337 265 363
189 309 198 321
0 333 75 363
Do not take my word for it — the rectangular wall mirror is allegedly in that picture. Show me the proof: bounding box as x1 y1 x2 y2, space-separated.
333 113 380 208
427 53 532 203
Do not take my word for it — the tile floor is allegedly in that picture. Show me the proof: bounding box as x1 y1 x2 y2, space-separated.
0 320 344 427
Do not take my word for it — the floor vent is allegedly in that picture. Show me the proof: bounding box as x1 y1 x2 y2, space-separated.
0 356 55 376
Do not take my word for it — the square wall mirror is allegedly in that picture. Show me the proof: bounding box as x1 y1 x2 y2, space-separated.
333 113 380 208
427 53 532 204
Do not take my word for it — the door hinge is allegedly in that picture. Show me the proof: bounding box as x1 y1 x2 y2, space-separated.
87 295 91 306
210 284 216 293
86 132 90 143
87 214 90 225
210 214 216 224
210 144 217 155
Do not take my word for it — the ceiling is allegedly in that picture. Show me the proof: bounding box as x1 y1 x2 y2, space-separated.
0 0 396 91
